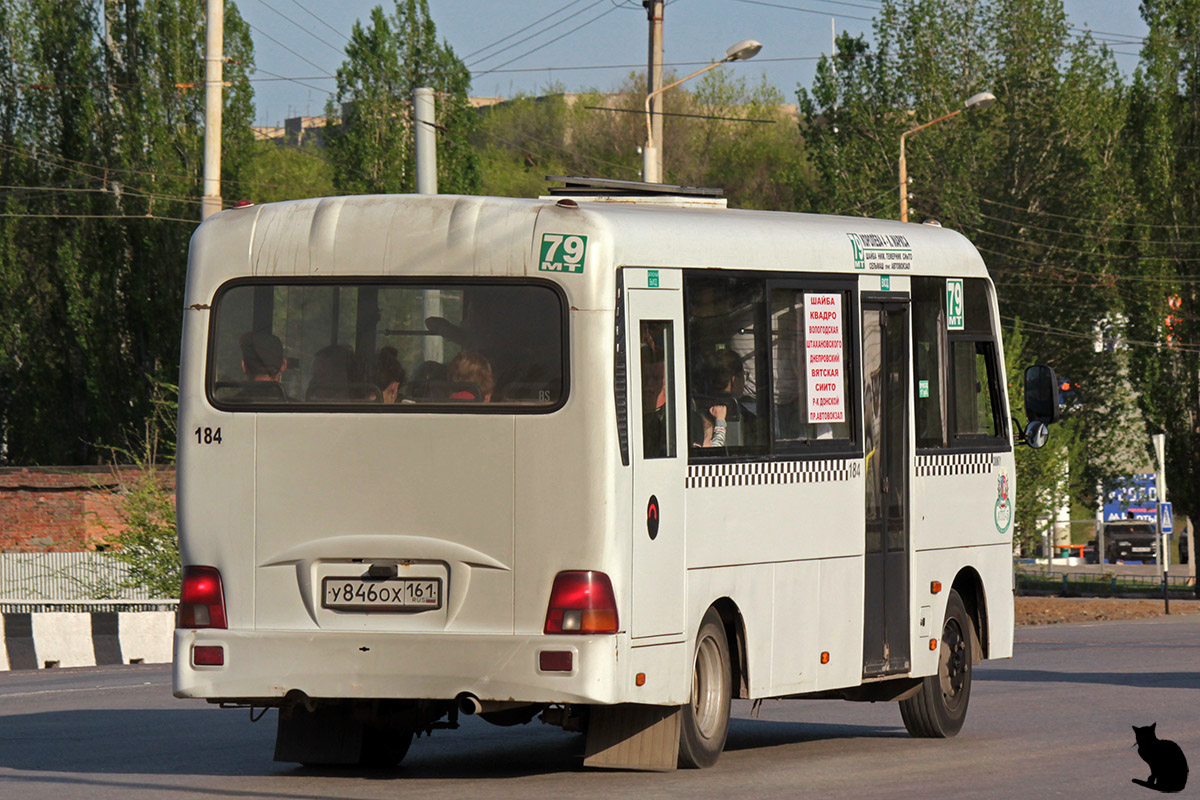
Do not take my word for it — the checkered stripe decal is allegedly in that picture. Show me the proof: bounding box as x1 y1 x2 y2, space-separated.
687 460 862 489
915 453 997 477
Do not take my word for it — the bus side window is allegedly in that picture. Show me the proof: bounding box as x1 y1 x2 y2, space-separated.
912 278 948 448
640 321 675 459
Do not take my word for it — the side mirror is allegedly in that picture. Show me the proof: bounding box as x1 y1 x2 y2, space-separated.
1024 365 1060 425
1024 420 1049 449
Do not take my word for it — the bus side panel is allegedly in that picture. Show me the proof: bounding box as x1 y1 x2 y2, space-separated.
769 561 819 695
177 320 257 634
911 448 1015 553
910 543 1015 679
686 564 774 698
685 480 863 569
815 556 866 692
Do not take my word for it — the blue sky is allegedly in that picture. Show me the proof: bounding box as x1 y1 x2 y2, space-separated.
239 1 1149 127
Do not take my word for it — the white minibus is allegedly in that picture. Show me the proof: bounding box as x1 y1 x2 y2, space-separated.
174 179 1057 770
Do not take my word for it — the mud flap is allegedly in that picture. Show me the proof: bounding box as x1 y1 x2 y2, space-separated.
275 703 366 765
583 703 682 771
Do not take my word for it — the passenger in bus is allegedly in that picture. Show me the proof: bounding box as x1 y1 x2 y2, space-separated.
425 287 558 391
447 350 494 401
406 360 448 400
235 331 288 401
374 346 407 404
641 344 669 457
306 345 379 402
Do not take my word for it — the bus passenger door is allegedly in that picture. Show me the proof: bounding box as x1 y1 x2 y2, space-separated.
625 269 686 640
862 301 911 677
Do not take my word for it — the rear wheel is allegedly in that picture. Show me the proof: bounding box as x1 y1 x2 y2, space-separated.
678 608 731 768
900 589 972 738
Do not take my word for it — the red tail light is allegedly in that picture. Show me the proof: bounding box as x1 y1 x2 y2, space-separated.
179 566 227 629
544 571 618 634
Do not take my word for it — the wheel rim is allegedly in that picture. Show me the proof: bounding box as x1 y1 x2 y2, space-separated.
692 633 724 740
938 616 969 712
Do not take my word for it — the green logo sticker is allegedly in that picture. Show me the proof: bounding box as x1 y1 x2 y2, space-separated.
539 233 588 274
881 276 891 291
918 380 929 399
648 270 659 288
946 278 965 330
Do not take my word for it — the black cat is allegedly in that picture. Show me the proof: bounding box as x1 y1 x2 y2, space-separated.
1132 723 1188 793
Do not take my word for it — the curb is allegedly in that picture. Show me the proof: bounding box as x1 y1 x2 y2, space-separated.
1 611 173 670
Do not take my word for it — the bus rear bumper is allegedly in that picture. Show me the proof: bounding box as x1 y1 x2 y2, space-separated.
172 628 628 705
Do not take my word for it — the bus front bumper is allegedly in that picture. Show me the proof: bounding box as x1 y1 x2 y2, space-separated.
173 628 631 705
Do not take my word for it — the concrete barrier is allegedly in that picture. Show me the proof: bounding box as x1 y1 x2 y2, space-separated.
1 611 173 670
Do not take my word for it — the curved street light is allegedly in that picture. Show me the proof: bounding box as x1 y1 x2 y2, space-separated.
642 39 763 184
898 91 996 222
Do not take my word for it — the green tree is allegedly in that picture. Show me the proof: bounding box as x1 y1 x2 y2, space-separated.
326 0 479 195
0 0 256 466
1126 0 1200 527
240 140 336 203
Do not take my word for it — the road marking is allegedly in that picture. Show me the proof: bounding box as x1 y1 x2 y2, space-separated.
0 681 169 699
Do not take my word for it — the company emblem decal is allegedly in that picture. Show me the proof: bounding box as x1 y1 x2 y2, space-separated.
995 471 1012 534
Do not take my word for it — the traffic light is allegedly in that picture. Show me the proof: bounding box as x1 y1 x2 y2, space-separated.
1058 377 1078 404
1166 295 1183 347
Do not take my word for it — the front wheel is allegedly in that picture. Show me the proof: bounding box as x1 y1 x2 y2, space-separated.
899 589 973 738
678 607 732 768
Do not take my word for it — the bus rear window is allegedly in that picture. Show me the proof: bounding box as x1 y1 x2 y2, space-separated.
208 281 565 411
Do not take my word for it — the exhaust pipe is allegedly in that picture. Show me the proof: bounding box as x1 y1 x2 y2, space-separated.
457 693 483 715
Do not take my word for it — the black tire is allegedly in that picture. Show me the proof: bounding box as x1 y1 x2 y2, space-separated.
899 589 973 738
678 607 732 768
357 726 413 768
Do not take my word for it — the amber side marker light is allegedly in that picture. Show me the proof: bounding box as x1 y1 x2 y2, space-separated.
636 672 646 687
931 581 942 594
820 652 830 664
930 638 938 651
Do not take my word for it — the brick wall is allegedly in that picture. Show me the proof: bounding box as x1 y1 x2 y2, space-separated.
0 467 175 552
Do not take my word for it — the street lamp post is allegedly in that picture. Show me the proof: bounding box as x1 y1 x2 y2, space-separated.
898 91 996 223
642 39 762 184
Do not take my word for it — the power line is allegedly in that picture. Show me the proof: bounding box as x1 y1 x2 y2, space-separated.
729 0 873 24
246 21 328 76
473 4 624 78
0 212 196 223
961 221 1200 263
463 0 591 62
981 197 1200 230
251 0 344 58
585 106 778 123
286 0 349 43
976 210 1200 248
251 65 332 96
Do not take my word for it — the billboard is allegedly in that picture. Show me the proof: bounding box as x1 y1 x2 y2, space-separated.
1102 474 1158 523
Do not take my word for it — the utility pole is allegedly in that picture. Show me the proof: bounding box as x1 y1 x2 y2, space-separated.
201 0 223 221
414 88 437 195
644 0 664 182
1153 432 1169 613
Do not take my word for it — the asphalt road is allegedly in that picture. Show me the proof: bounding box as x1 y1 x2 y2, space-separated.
1 616 1198 799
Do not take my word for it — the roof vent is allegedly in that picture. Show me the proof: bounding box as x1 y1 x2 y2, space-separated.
542 176 727 208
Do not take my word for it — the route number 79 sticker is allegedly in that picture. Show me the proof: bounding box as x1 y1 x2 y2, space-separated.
539 233 588 274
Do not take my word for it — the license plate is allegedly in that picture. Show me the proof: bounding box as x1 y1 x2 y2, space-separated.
1132 547 1153 553
321 577 442 611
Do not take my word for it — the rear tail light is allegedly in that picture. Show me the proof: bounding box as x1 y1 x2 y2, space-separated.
544 571 618 634
179 566 227 629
